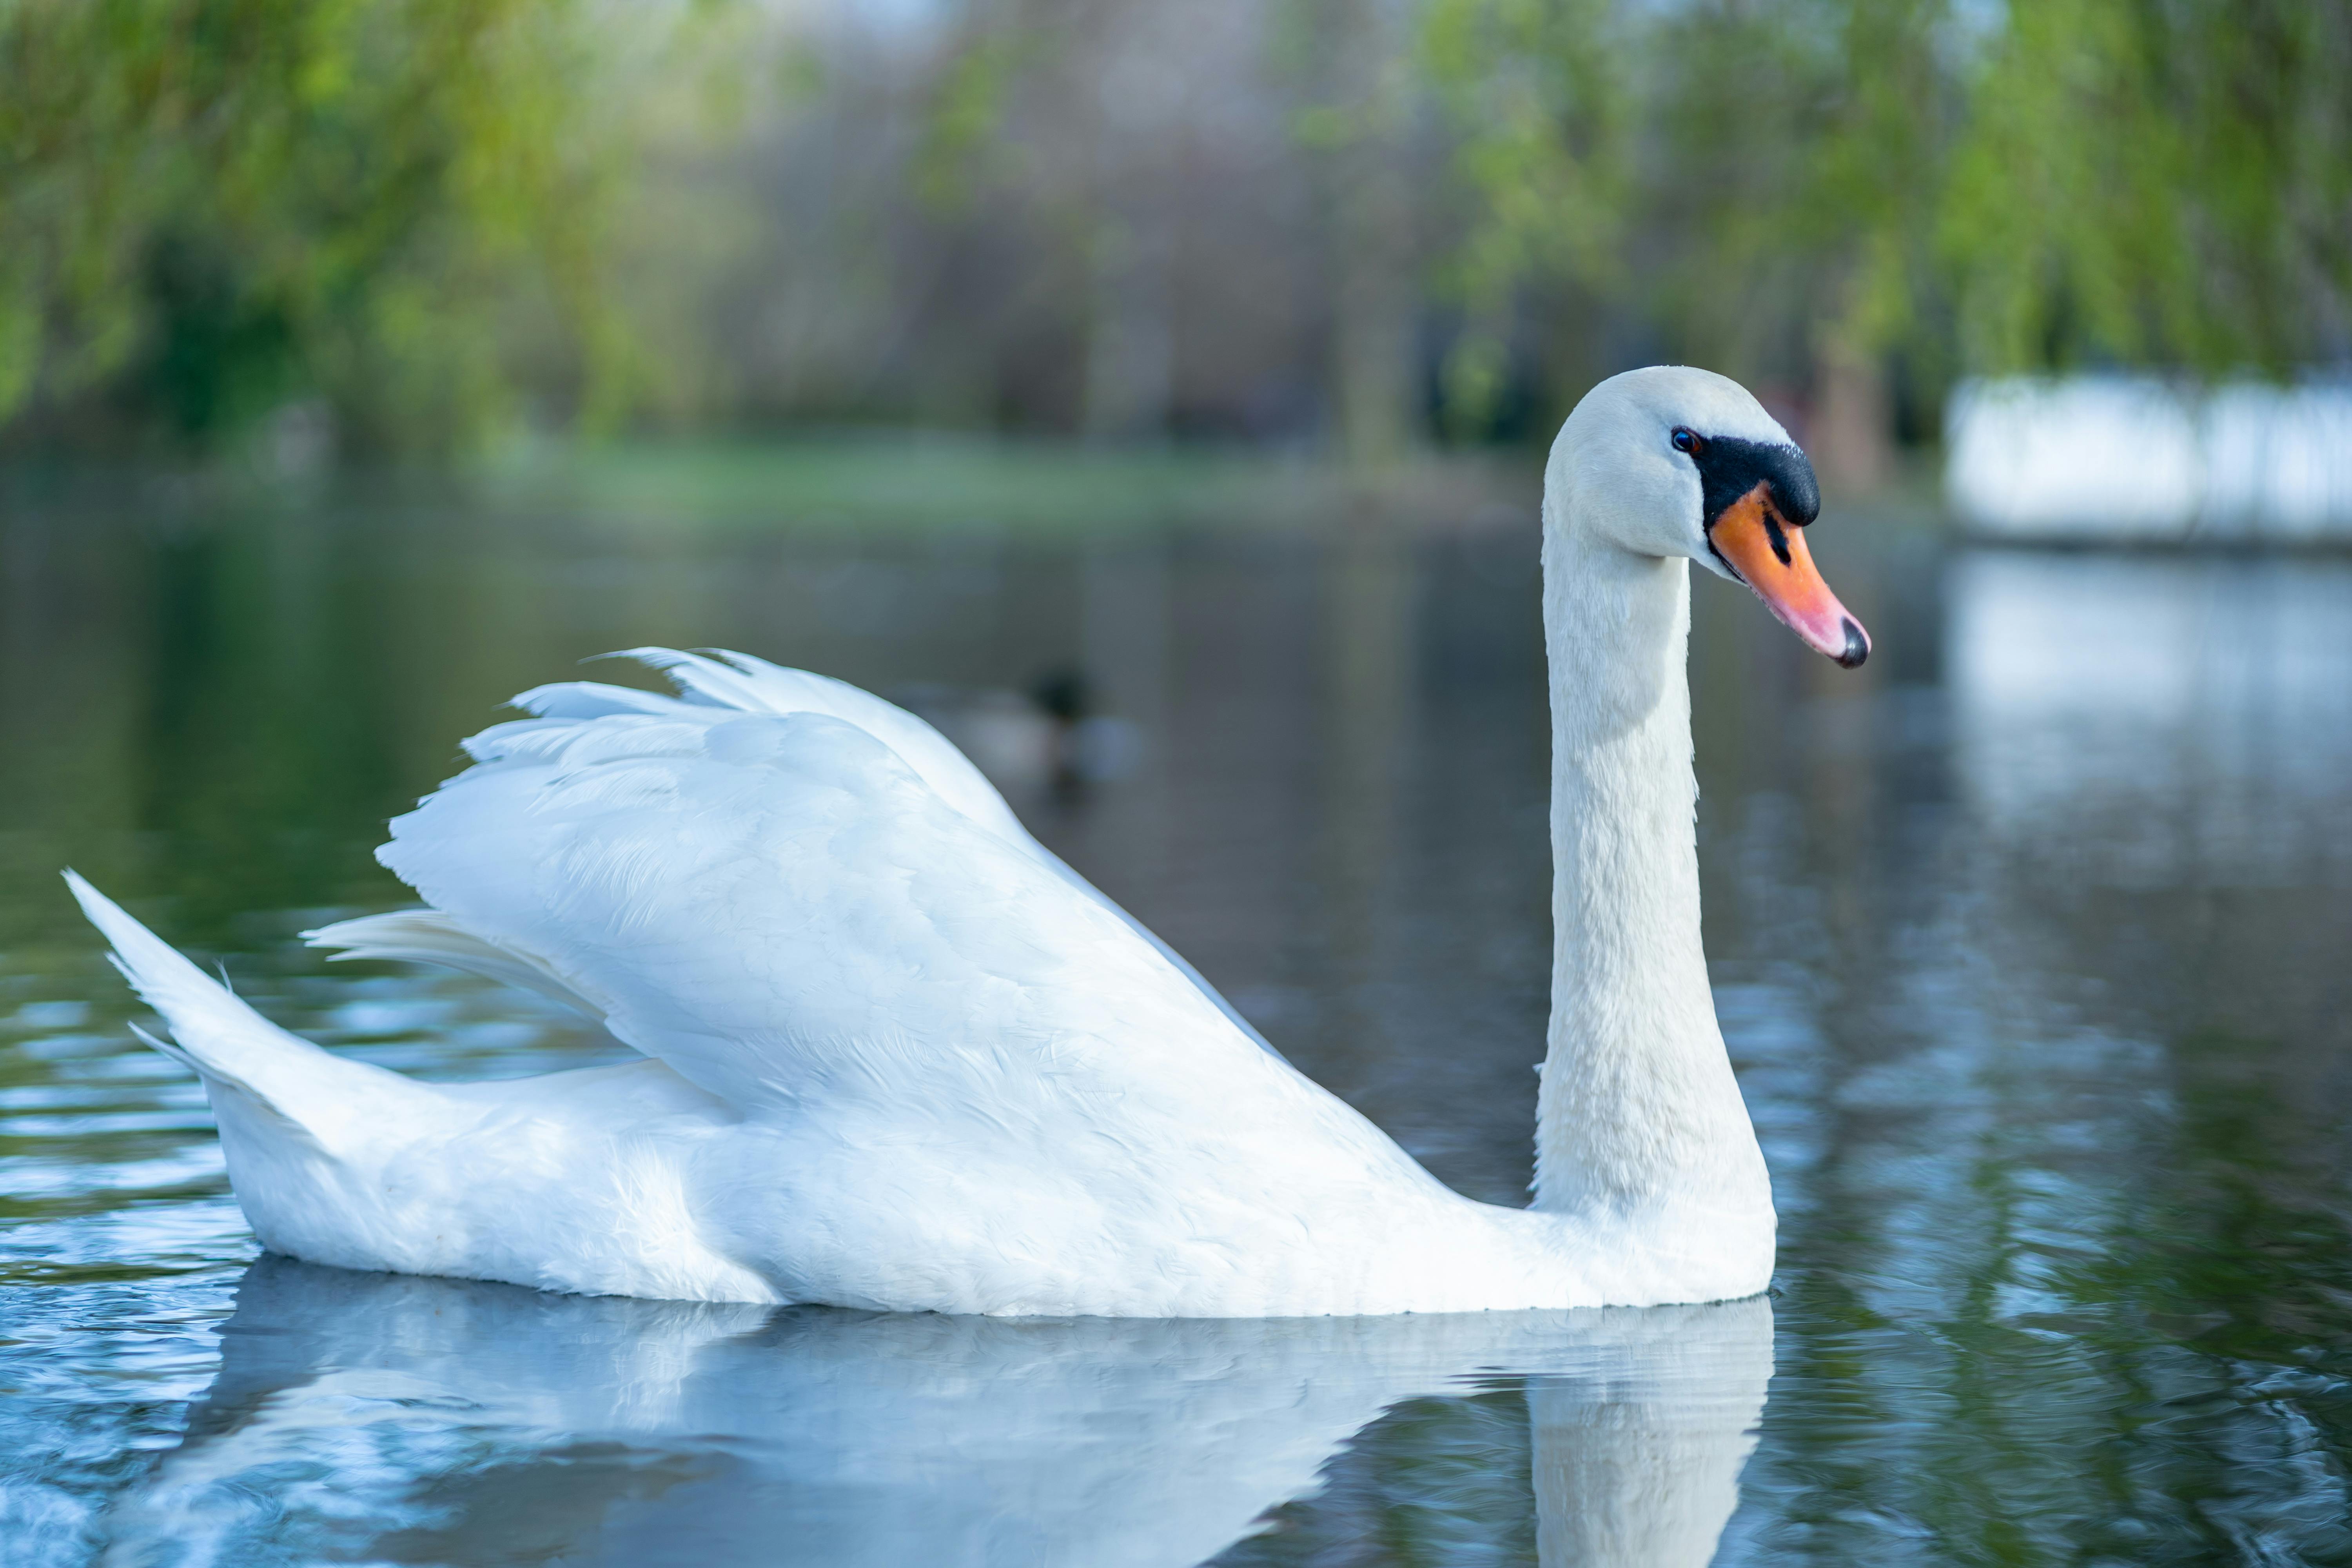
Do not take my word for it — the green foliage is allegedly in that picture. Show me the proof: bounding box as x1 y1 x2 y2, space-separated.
1650 0 1953 363
912 30 1026 216
15 1 2345 459
1421 0 2352 423
1420 0 1631 427
0 0 677 457
1943 0 2352 375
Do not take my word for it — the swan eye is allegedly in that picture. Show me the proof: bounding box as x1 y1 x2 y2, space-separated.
1671 428 1703 456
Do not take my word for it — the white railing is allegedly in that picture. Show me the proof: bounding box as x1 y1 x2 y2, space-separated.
1945 376 2352 542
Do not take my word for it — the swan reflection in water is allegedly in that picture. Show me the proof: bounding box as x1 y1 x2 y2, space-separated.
106 1258 1771 1567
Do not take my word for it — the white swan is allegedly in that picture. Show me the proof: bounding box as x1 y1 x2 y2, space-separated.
69 366 1867 1316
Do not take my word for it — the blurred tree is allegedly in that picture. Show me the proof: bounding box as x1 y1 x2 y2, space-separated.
1635 0 1955 486
9 0 2348 465
893 0 1319 439
1290 0 1431 466
1424 0 2352 466
1418 0 1628 439
1942 0 2352 377
0 0 718 458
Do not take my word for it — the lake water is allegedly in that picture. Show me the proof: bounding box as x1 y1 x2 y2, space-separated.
3 472 2350 1565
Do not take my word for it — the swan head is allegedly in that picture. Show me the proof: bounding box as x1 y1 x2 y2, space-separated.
1548 365 1870 668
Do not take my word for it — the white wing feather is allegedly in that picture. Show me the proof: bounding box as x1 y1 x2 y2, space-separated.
377 704 1261 1122
341 648 1281 1058
303 908 606 1018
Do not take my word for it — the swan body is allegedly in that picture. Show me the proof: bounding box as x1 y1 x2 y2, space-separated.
71 366 1866 1316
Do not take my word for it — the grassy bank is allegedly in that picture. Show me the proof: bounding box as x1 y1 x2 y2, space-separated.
480 434 1544 537
3 432 1951 541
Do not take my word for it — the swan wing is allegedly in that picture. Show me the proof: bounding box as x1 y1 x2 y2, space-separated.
363 648 1279 1058
374 684 1263 1122
565 647 1033 843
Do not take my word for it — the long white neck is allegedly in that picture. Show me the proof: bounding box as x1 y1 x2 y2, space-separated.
1532 500 1772 1240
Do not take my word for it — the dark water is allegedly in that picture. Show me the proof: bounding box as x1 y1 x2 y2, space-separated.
3 475 2350 1565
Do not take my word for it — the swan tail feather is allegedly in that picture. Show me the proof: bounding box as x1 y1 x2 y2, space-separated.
303 909 607 1021
66 871 417 1143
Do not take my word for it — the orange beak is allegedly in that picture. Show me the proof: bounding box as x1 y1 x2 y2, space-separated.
1706 484 1869 668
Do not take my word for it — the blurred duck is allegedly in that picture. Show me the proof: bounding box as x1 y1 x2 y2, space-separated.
70 367 1867 1315
892 668 1141 802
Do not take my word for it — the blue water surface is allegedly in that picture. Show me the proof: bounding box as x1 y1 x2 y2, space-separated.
4 479 2350 1565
